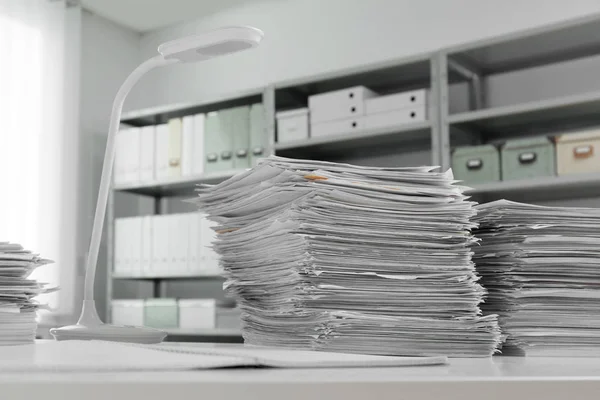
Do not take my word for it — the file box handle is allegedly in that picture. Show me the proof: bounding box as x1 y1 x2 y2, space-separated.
518 152 537 164
236 149 248 158
169 158 180 167
206 153 218 162
221 151 233 160
252 146 264 156
574 145 594 159
466 158 483 170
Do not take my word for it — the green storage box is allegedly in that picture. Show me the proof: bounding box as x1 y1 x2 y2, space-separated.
501 136 555 181
144 298 178 329
452 145 500 184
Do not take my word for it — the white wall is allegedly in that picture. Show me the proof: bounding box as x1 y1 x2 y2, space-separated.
79 9 145 320
127 0 600 112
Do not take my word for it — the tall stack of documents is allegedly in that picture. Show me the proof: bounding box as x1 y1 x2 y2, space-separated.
474 200 600 356
0 242 55 345
193 156 501 357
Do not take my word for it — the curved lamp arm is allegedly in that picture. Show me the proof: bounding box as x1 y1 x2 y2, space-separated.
83 55 176 305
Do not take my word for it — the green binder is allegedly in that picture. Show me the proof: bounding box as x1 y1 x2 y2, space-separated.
231 105 251 169
249 103 267 167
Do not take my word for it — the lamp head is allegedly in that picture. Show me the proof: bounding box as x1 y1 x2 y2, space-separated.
158 26 263 63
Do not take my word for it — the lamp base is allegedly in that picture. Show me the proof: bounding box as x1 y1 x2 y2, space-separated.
50 323 167 344
49 299 166 344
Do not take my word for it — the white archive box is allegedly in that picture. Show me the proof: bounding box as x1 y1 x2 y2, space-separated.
112 299 145 327
364 106 428 130
309 86 377 124
311 117 365 138
276 108 309 143
178 299 216 329
365 89 428 115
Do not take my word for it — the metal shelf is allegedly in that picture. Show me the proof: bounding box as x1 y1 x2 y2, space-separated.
275 121 431 158
448 91 600 136
466 173 600 202
113 273 223 280
113 169 243 197
446 13 600 75
165 328 242 337
121 89 263 127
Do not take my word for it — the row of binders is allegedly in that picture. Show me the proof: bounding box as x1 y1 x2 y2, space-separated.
192 156 501 357
276 86 428 143
114 213 220 278
115 103 267 185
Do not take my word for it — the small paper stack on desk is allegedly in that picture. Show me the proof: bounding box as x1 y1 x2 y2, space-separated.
192 156 501 357
0 242 55 345
474 200 600 356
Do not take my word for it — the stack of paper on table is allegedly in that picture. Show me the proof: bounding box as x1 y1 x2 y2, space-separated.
192 156 501 357
0 242 55 346
0 341 447 371
474 200 600 356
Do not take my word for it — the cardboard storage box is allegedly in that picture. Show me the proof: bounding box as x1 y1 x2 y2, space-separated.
112 299 145 327
276 108 309 143
452 145 501 184
501 136 555 181
309 86 377 124
144 298 178 329
365 89 427 115
556 129 600 176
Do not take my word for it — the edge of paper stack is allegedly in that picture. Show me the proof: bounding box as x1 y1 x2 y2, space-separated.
0 242 56 345
474 200 600 357
192 156 502 357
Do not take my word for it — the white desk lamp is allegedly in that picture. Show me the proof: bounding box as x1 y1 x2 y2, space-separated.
50 26 264 344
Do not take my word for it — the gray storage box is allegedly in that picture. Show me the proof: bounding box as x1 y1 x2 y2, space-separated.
501 136 555 181
452 145 500 184
144 298 178 329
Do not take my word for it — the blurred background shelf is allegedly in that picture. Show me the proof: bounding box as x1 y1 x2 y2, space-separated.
466 173 600 202
113 169 244 196
275 121 431 159
449 91 600 137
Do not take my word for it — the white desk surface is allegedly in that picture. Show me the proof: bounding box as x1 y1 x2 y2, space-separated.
1 343 600 400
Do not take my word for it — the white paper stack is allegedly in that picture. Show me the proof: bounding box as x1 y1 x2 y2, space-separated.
473 200 600 356
0 242 55 345
192 156 501 357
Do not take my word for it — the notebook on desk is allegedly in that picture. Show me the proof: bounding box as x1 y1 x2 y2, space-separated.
0 341 447 372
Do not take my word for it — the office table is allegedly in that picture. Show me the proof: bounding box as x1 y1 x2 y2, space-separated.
1 353 600 400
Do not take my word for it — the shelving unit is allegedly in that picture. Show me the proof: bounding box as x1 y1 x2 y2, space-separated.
105 14 600 344
107 87 275 341
437 13 600 209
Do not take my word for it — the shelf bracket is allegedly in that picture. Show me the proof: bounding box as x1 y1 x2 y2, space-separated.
448 58 485 111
